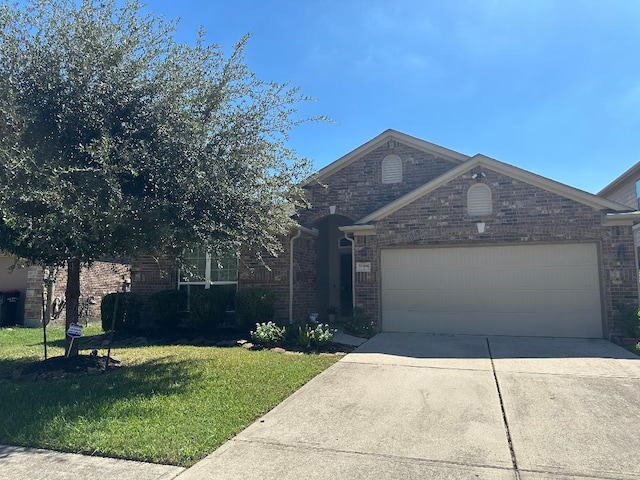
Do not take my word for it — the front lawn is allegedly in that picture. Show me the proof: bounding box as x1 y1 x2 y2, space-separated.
0 326 340 466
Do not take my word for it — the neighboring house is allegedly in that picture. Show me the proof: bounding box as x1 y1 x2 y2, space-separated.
598 161 640 258
0 255 129 327
133 129 640 338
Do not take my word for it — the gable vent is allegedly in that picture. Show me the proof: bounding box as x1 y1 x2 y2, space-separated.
467 183 492 216
382 155 402 184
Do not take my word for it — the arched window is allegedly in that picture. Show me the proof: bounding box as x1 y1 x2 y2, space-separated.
381 155 402 184
467 183 492 216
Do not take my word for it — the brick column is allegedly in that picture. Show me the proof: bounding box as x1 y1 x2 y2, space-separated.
23 265 44 327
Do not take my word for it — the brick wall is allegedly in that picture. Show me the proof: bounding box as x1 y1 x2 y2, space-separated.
292 234 316 322
53 260 130 323
24 265 44 327
352 168 638 336
130 255 177 320
21 260 129 327
238 239 291 322
300 142 459 225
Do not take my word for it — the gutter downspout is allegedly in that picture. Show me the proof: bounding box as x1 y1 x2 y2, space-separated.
343 232 356 314
289 228 302 325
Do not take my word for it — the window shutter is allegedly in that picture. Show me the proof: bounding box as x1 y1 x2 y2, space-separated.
467 184 492 216
382 155 402 184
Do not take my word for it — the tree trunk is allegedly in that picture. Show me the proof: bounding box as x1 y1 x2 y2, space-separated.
65 258 81 357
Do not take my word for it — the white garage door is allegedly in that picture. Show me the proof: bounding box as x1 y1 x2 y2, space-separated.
381 244 603 338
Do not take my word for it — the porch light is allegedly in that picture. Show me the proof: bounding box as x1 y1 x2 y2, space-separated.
476 222 486 233
329 205 336 215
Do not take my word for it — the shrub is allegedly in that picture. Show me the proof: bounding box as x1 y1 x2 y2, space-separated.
297 324 312 349
101 293 143 331
187 288 227 329
235 288 275 330
310 323 335 346
295 323 335 349
250 321 287 347
616 304 640 337
343 307 376 338
149 289 188 330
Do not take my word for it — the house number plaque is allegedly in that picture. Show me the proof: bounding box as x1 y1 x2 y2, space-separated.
356 262 371 273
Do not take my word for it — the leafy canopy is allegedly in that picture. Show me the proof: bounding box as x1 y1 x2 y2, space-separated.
0 0 314 267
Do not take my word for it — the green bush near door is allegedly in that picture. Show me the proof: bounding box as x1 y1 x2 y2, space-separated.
101 293 143 331
149 289 188 330
186 288 228 329
235 288 275 330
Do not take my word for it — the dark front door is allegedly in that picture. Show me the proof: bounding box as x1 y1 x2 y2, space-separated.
340 253 353 317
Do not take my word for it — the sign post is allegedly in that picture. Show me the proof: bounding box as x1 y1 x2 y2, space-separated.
66 322 83 358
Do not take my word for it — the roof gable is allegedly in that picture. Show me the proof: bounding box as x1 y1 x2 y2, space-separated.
305 129 469 185
598 160 640 197
357 155 633 224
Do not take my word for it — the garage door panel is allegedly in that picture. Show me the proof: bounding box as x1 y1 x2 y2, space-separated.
381 244 603 338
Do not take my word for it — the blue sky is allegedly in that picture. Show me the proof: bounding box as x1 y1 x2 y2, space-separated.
152 0 640 193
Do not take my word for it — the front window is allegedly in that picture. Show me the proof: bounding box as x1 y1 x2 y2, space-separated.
179 247 238 287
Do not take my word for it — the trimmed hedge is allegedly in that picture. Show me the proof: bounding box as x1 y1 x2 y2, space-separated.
235 288 275 330
186 288 227 329
149 289 188 330
101 293 144 331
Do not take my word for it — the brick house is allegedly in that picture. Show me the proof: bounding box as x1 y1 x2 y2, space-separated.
0 256 129 327
133 129 640 338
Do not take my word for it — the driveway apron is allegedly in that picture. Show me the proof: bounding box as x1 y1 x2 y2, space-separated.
178 333 640 480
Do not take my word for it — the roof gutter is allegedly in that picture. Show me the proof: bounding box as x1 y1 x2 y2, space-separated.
338 224 376 235
603 212 640 226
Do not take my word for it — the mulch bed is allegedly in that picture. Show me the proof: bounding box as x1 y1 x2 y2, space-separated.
3 328 355 383
10 354 121 382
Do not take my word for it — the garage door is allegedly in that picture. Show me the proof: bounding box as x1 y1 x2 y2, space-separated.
381 244 603 338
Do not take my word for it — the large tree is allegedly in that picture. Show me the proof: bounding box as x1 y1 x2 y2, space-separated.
0 0 313 354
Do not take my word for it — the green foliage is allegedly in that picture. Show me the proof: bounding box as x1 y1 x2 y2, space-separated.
310 323 336 346
250 321 287 347
235 288 275 330
295 323 335 349
149 289 187 330
0 326 339 467
616 304 640 337
297 324 312 349
0 0 318 328
186 288 227 330
344 307 376 338
100 292 143 331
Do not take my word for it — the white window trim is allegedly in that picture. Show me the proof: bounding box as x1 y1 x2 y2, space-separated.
382 154 403 184
178 251 238 289
467 183 493 216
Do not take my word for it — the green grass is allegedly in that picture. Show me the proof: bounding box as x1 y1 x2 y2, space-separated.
0 326 340 466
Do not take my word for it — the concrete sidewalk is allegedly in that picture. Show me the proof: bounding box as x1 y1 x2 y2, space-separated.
0 445 184 480
3 334 639 480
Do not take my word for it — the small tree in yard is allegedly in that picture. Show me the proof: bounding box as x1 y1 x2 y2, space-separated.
0 0 316 356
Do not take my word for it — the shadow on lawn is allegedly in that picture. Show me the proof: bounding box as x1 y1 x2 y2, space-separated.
0 355 202 447
32 326 247 351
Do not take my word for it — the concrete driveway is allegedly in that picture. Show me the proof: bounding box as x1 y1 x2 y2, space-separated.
179 334 640 480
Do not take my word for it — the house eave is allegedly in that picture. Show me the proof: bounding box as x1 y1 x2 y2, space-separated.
357 155 633 224
598 161 640 197
603 212 640 226
338 224 376 235
302 129 469 186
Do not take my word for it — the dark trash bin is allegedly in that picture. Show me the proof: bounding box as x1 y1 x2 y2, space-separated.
0 290 21 326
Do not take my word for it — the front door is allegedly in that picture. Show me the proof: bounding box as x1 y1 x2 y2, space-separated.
340 253 353 317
